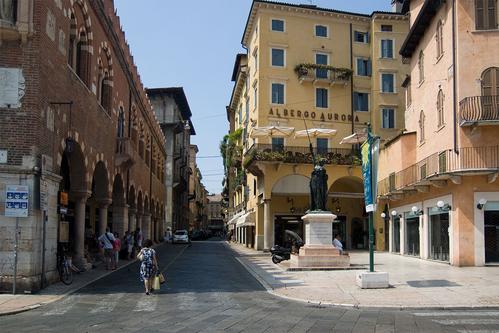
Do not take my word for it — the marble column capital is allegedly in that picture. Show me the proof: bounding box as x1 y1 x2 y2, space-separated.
71 190 92 201
95 198 113 208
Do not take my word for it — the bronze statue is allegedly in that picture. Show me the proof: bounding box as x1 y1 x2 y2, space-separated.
310 158 328 211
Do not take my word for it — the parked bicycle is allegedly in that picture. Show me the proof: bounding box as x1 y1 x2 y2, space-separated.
57 251 73 285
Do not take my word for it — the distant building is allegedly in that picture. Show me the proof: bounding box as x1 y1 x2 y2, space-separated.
207 194 224 233
188 145 208 231
148 88 196 232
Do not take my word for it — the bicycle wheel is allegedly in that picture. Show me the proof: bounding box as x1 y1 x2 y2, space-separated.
61 264 73 285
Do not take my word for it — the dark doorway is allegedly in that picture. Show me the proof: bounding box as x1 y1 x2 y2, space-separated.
405 217 420 256
429 212 449 261
274 215 303 247
351 218 367 249
393 217 400 253
485 210 499 263
332 215 347 248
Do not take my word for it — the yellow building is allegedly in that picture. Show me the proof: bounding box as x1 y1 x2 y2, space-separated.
377 0 499 266
225 0 409 251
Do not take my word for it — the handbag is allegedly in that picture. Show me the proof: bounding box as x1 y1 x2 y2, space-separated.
158 273 166 284
152 276 161 290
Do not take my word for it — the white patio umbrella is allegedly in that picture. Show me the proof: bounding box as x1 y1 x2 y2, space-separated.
294 128 337 138
339 131 368 144
250 126 295 138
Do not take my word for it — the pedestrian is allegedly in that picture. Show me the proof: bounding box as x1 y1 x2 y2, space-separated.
135 227 143 250
333 234 344 255
125 231 134 260
113 232 121 268
98 227 116 270
137 239 157 295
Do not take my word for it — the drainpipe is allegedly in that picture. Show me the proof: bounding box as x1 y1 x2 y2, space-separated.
452 0 458 154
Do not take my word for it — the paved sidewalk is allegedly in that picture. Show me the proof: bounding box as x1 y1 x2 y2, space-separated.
227 242 499 309
0 244 158 316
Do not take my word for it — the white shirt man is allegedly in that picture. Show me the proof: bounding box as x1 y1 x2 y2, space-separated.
98 229 115 250
333 235 343 254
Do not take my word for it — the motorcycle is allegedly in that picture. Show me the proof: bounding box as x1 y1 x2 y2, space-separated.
270 230 304 264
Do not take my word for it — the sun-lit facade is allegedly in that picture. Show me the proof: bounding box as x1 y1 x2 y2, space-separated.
224 0 409 251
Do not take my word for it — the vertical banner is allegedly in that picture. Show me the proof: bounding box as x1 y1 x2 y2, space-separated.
361 138 373 212
361 134 380 213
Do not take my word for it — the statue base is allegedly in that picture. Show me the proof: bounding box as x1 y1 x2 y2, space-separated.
290 211 350 268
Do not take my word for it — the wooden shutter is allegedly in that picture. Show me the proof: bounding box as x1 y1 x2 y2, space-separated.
476 0 485 29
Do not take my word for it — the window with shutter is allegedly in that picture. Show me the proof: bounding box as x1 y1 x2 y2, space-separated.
476 0 498 30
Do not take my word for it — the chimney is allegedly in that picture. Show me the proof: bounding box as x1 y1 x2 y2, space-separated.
391 0 403 13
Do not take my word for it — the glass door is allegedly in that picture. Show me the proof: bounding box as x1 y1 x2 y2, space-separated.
393 217 400 253
405 216 420 256
429 209 449 261
485 210 499 263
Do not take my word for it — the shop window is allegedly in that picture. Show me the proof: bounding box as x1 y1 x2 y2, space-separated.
429 208 450 261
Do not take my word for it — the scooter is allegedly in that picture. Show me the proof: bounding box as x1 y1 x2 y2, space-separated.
270 230 304 264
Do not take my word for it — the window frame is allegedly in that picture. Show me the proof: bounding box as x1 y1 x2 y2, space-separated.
381 24 393 32
418 50 425 84
437 89 445 127
381 108 395 129
270 47 286 68
354 30 369 43
475 0 498 30
419 110 426 143
381 73 396 93
380 38 395 59
271 18 285 32
271 137 285 152
355 57 371 77
436 20 444 59
316 87 329 109
316 137 329 155
315 24 329 38
271 82 285 105
353 92 370 112
315 52 329 79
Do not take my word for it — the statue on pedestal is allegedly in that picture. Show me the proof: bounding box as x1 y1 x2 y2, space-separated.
310 158 328 212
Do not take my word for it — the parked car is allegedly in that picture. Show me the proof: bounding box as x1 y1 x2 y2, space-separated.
172 230 190 244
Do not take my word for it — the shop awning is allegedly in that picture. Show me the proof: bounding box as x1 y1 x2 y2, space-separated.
294 128 337 138
227 211 244 226
250 126 295 138
236 212 255 227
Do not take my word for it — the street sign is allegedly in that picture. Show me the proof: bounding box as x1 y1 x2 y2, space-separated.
5 185 29 217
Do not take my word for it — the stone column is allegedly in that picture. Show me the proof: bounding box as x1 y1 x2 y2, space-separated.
263 199 272 251
113 204 129 238
128 208 137 232
97 199 112 236
72 190 91 270
142 214 151 241
136 211 143 231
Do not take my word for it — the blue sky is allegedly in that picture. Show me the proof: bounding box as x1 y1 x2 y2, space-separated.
114 0 392 194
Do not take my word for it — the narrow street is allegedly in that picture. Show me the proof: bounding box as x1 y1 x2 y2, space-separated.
1 241 497 332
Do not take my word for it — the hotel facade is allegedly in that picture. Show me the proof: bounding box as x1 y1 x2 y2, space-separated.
225 0 409 251
378 0 499 266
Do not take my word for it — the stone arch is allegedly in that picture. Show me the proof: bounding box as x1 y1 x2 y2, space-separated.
271 174 310 195
128 185 136 209
112 173 125 206
328 176 363 194
68 0 92 86
59 138 88 192
91 161 109 200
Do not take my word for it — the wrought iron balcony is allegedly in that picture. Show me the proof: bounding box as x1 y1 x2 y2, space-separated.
378 146 499 197
243 144 361 175
459 95 499 126
115 137 134 168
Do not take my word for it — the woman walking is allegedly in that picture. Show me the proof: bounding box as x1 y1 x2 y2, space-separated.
137 239 157 295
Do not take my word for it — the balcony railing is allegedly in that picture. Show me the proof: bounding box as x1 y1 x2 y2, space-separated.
459 95 499 126
295 64 352 86
378 146 499 196
115 137 134 168
244 144 361 169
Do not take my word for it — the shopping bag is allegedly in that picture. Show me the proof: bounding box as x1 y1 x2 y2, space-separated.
158 273 166 284
152 276 161 290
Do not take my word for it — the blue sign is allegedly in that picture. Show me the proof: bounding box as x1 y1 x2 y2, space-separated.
5 185 29 217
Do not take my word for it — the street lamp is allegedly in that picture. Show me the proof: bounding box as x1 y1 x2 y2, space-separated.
477 198 487 210
411 206 423 216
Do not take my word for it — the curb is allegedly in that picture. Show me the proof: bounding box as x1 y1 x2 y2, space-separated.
0 242 173 317
225 242 499 311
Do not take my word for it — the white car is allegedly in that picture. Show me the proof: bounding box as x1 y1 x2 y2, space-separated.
172 230 190 244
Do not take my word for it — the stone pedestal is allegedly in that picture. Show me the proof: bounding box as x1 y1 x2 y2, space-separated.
290 212 350 269
356 271 389 289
